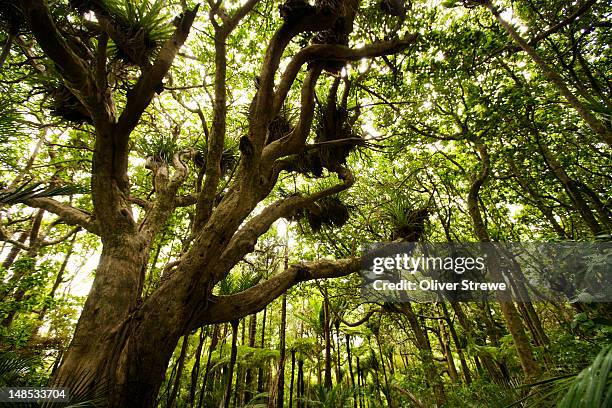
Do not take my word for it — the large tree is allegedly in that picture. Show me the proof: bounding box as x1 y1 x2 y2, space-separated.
11 0 416 406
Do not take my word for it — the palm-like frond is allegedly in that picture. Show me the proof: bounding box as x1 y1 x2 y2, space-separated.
137 134 181 164
0 181 84 205
558 344 612 408
508 344 612 408
0 352 39 386
103 0 172 42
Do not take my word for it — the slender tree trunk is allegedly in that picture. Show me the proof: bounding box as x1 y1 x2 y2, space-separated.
1 230 28 270
376 336 393 408
441 302 471 384
198 324 220 408
437 308 459 382
167 335 189 408
222 320 240 408
29 232 77 338
346 334 357 408
2 209 46 328
537 139 603 234
323 290 333 390
334 320 342 384
245 313 257 404
189 328 206 406
356 358 363 408
467 142 540 381
289 350 295 408
258 306 268 393
276 294 287 408
296 358 304 408
394 303 446 405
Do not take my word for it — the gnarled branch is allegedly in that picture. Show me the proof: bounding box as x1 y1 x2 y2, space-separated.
192 257 361 327
23 198 98 235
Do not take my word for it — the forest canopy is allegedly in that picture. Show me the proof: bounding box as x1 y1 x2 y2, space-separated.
0 0 610 407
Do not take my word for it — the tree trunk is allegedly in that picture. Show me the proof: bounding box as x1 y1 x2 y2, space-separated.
222 320 240 408
296 358 304 408
437 308 459 383
276 294 287 408
537 139 604 235
167 335 189 408
323 290 333 390
376 335 393 408
244 313 257 404
441 302 471 384
468 142 541 381
1 229 28 270
258 306 268 393
346 334 357 408
334 320 342 385
289 350 295 408
394 303 446 406
198 325 220 408
53 237 154 404
189 328 206 406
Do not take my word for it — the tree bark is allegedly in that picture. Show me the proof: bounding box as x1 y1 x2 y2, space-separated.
198 325 220 408
244 313 257 404
189 328 206 406
222 320 240 408
392 303 446 405
467 142 541 381
167 335 189 408
323 289 333 390
276 294 287 408
440 302 472 384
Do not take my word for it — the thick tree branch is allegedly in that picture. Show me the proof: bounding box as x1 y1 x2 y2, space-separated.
224 0 260 34
467 142 491 242
139 150 195 240
20 0 89 87
264 67 322 164
193 0 259 230
194 28 229 230
214 168 355 282
272 35 418 118
115 6 199 140
23 198 98 235
264 35 419 163
250 9 340 152
193 257 361 326
20 0 111 125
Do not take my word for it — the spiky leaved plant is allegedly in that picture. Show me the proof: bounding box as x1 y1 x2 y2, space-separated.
194 140 239 177
97 0 173 66
0 181 85 205
509 344 612 408
137 134 182 165
381 192 428 241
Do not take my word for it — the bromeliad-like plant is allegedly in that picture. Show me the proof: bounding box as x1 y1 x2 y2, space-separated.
73 0 173 66
103 0 172 43
381 192 429 241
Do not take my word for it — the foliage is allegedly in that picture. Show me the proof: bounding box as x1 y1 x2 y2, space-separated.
0 0 610 406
